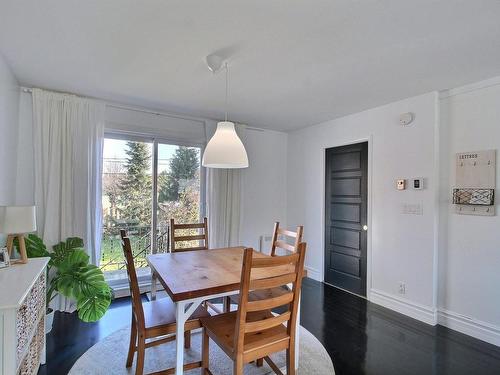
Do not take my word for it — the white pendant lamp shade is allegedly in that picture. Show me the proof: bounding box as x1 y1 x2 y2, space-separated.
202 121 248 168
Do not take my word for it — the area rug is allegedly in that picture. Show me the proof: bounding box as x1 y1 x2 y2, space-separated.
69 325 334 374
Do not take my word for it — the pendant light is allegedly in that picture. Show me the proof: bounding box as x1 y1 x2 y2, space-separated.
202 57 249 169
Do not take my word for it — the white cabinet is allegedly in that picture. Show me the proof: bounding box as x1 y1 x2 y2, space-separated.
0 257 49 375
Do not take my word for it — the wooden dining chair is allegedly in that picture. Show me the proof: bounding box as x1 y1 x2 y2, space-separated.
200 244 307 375
120 231 210 375
169 217 208 252
224 222 304 313
169 218 223 314
270 222 304 257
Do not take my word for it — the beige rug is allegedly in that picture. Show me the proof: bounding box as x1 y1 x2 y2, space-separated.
69 325 335 374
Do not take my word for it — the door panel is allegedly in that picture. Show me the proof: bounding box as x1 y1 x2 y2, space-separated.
331 178 361 196
332 228 360 249
331 253 360 276
332 152 361 170
331 203 360 223
325 142 368 296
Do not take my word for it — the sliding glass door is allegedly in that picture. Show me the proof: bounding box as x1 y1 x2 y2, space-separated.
100 135 202 286
156 143 202 250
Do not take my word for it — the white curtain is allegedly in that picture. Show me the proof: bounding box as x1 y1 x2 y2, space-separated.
32 89 105 310
205 123 245 248
206 168 242 248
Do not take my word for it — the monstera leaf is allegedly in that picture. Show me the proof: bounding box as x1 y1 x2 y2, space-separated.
24 234 112 322
56 254 107 299
15 234 50 258
77 290 112 322
51 237 85 268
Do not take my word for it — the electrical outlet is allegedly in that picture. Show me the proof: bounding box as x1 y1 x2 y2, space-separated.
398 282 406 295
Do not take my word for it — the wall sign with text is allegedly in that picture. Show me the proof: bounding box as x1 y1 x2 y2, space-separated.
454 149 496 216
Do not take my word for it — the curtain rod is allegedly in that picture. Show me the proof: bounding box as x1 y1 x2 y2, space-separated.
20 86 268 132
20 86 204 122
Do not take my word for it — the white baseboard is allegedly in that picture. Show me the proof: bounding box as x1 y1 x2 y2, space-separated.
304 266 321 281
370 289 437 325
438 309 500 347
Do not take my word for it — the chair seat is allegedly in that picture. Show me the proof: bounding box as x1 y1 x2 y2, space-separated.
143 297 210 332
229 286 290 305
200 310 290 361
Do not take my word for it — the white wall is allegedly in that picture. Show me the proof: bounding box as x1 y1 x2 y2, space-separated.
0 53 20 246
287 92 440 323
438 78 500 345
240 128 288 250
0 53 19 205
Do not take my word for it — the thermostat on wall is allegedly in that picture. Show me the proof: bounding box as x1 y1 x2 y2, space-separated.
396 179 406 190
412 178 424 190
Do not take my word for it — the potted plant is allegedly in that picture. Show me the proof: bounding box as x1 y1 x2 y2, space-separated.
18 234 112 333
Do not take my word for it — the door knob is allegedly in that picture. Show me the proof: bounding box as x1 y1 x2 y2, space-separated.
362 225 368 231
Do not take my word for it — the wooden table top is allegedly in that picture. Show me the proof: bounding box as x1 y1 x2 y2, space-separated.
147 247 298 302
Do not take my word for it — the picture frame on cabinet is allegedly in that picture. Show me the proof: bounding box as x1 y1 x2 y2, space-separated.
0 247 10 268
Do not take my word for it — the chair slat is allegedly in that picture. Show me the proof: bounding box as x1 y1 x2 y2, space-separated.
244 311 291 333
251 252 299 268
173 223 206 229
274 240 295 252
171 246 208 252
174 234 206 242
277 228 298 238
246 292 294 312
250 272 297 290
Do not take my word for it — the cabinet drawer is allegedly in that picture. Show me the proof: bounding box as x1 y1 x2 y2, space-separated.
17 318 44 375
16 272 46 366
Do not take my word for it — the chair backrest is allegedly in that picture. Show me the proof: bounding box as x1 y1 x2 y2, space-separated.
270 221 304 256
234 244 307 354
120 230 145 330
170 217 209 252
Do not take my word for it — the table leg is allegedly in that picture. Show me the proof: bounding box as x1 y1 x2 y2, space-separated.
174 300 203 375
150 273 158 301
175 301 186 375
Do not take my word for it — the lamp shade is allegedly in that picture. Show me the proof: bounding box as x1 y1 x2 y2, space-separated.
0 206 37 234
202 121 249 168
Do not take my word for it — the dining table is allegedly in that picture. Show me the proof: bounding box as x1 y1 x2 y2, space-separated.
146 246 302 375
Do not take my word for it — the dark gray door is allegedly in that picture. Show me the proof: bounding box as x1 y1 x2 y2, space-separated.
325 142 368 296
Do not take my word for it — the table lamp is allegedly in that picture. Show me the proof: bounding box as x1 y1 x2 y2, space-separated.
0 206 37 264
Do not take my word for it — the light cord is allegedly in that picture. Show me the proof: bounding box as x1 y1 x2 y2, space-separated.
224 62 229 122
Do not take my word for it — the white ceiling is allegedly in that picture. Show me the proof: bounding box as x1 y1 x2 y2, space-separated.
1 1 500 131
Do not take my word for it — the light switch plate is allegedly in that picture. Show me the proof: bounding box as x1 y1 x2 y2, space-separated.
402 203 423 215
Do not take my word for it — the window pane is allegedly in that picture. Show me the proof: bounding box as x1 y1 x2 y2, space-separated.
157 144 201 250
101 138 153 275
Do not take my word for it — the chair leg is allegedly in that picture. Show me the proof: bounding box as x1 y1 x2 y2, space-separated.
202 328 209 372
286 348 295 375
184 330 191 349
126 316 137 368
223 296 231 312
234 356 244 375
135 335 146 375
256 358 263 367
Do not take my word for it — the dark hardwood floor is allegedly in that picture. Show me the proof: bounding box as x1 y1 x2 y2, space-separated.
39 278 500 375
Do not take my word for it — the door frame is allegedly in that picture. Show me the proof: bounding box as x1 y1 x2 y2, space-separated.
321 136 373 300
